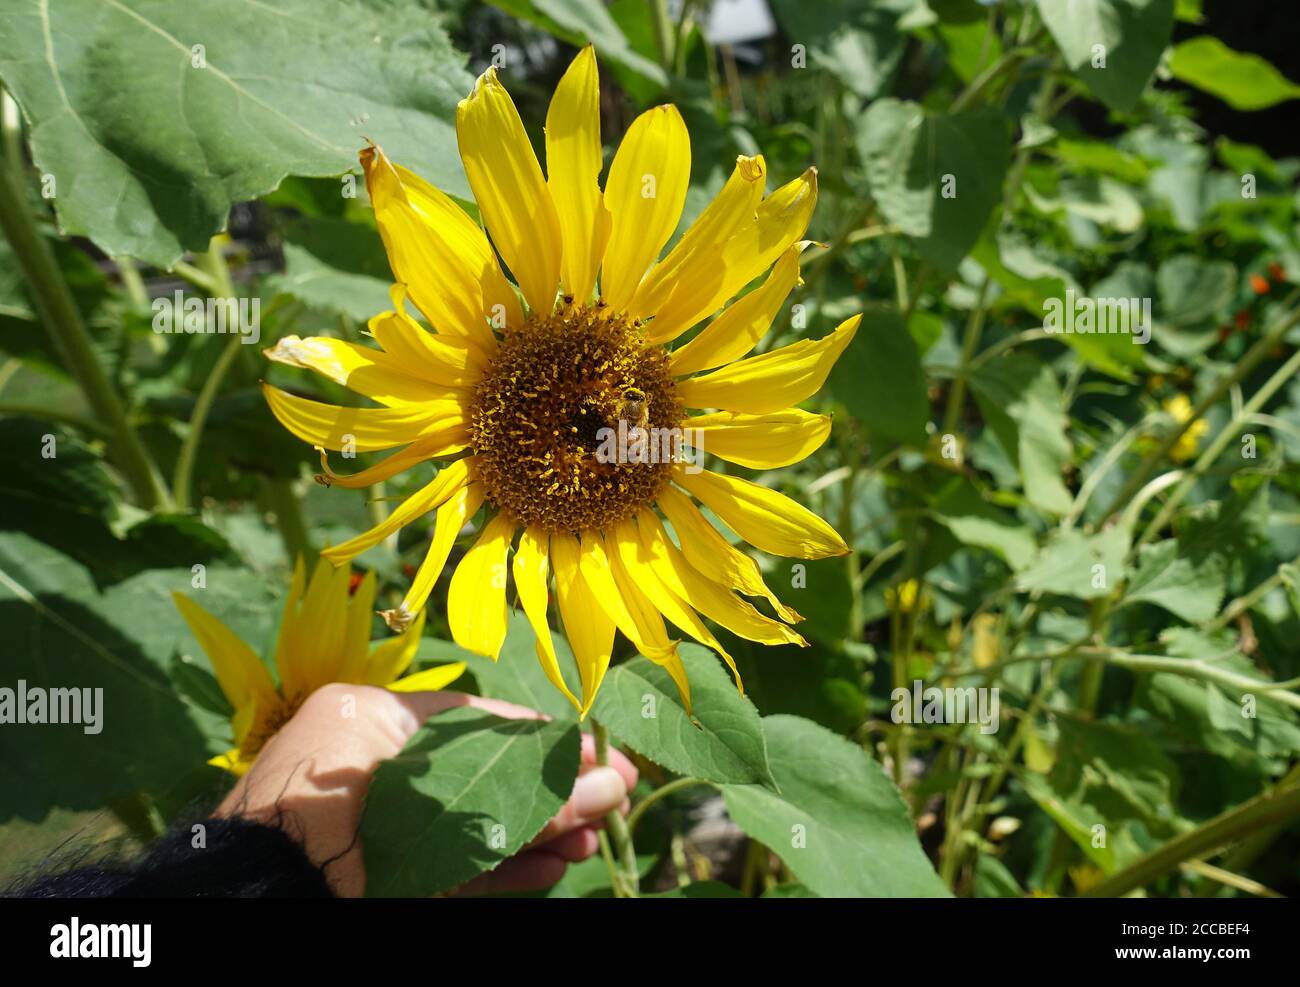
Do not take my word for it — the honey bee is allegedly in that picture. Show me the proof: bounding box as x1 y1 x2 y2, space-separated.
616 387 649 430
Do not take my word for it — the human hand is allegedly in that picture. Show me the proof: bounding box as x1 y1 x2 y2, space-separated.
217 683 636 896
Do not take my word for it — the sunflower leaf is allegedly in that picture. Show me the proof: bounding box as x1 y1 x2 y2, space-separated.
0 0 474 266
361 707 581 897
721 715 949 897
591 644 775 787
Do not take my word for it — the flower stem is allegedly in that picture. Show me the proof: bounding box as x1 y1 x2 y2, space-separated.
591 718 639 897
0 147 170 508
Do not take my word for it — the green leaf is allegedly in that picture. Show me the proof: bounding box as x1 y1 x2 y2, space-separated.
827 303 929 446
1016 526 1131 599
488 0 666 88
930 478 1038 571
648 881 743 898
0 0 474 266
361 707 581 897
968 355 1074 515
857 100 1011 272
591 645 774 786
0 534 240 820
263 217 393 321
1036 0 1175 112
1122 539 1225 623
1157 255 1237 326
721 715 949 897
1169 36 1300 111
769 0 907 98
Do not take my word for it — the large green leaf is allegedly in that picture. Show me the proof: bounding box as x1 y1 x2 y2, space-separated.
0 533 264 820
1036 0 1175 112
361 707 581 897
591 645 774 786
1169 36 1300 111
827 303 929 446
721 715 949 897
0 0 474 266
857 100 1011 272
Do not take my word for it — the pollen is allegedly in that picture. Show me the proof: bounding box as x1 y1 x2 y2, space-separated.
469 302 682 533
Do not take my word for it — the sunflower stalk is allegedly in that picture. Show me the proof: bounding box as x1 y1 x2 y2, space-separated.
0 135 170 509
592 718 639 897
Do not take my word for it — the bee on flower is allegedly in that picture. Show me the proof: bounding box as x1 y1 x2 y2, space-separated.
262 47 856 717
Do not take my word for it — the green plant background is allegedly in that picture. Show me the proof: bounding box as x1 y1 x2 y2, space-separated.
0 0 1298 899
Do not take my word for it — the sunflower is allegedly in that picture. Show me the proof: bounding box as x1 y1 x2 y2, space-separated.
262 47 856 717
173 558 465 774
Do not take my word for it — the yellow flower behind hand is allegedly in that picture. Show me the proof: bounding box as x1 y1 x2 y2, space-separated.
173 558 465 774
1163 393 1208 463
262 46 855 718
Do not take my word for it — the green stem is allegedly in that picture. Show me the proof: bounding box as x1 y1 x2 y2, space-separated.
261 476 314 568
1101 293 1300 521
173 337 243 511
0 146 169 508
942 276 992 437
1082 781 1300 897
592 719 639 897
626 775 711 836
1137 343 1300 547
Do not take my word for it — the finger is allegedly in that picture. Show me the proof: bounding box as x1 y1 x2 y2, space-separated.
456 850 567 896
542 826 601 863
384 690 546 740
579 733 640 791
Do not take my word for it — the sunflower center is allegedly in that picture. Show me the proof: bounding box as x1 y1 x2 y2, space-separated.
469 303 682 533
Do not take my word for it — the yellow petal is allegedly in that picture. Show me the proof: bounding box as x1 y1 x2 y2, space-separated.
656 485 802 624
368 285 491 388
262 382 469 453
551 530 616 716
546 46 611 303
314 437 445 490
389 662 467 693
684 408 831 469
513 527 581 711
457 67 562 314
364 609 428 685
447 512 516 660
576 530 678 664
265 334 451 406
361 144 521 340
675 465 849 559
604 531 693 715
636 510 805 648
172 593 277 712
631 154 767 320
675 313 858 415
337 568 377 682
208 748 253 776
668 244 803 376
601 104 691 311
270 557 309 702
321 459 472 564
292 558 353 686
609 518 743 692
385 481 486 631
647 168 817 344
